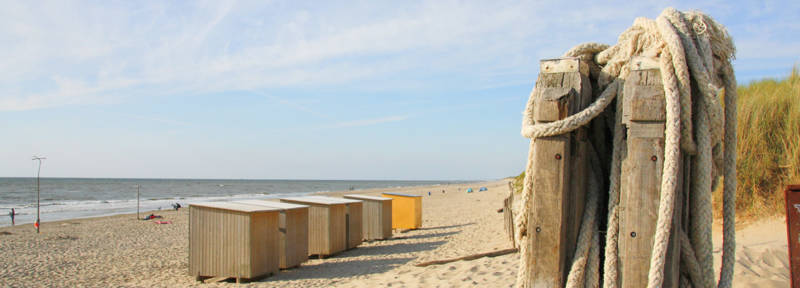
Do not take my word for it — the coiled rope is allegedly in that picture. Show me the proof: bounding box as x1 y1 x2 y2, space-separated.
515 8 736 288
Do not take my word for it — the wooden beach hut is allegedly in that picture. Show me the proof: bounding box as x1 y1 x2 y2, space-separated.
343 194 392 240
280 196 348 257
382 192 422 230
235 200 309 269
189 202 280 283
305 196 363 249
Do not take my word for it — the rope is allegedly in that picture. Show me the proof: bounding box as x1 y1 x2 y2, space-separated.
516 7 736 288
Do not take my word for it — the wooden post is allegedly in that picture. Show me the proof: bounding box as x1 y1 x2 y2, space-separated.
504 182 516 248
617 57 682 287
526 57 592 287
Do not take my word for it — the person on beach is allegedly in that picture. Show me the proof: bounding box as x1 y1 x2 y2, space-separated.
9 208 15 226
172 203 181 211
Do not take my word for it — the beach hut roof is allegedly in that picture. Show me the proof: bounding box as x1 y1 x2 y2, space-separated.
343 194 391 201
234 200 309 210
190 202 281 212
281 196 348 205
382 192 421 198
305 196 362 204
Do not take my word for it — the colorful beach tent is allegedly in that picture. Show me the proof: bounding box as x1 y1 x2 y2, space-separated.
479 187 488 191
466 188 473 193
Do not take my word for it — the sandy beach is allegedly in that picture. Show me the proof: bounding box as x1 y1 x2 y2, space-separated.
0 180 790 287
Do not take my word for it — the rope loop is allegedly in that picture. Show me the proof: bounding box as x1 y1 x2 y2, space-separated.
515 7 736 288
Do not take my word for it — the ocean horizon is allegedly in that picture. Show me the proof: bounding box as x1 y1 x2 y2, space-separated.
0 177 472 227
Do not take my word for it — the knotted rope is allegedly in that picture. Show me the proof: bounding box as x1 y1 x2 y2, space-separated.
515 8 736 288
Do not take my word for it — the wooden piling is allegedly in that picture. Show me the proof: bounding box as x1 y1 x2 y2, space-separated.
617 57 682 288
525 57 592 287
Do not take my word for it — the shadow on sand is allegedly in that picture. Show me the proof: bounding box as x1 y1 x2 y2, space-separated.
272 257 417 280
383 230 460 241
267 237 448 281
341 240 447 257
254 221 474 282
408 222 475 231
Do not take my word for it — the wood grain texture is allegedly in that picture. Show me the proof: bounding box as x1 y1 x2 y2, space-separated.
382 193 422 230
188 205 280 281
344 195 392 240
280 198 348 257
346 202 363 249
618 67 681 288
525 57 591 287
281 207 309 269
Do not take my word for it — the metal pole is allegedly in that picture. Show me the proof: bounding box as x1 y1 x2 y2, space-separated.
32 156 45 234
137 185 140 220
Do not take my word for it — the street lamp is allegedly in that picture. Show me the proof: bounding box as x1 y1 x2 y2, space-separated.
32 156 46 234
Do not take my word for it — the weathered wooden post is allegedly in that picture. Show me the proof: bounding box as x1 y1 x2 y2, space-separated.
617 57 682 287
526 57 592 286
504 182 516 248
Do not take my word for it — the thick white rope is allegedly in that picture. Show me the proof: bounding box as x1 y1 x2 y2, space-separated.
645 44 683 288
680 230 705 288
565 146 602 288
521 81 619 139
718 60 737 288
515 7 736 288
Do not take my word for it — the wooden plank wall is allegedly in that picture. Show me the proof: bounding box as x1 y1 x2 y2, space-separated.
347 198 391 240
302 203 332 256
381 200 392 239
344 195 392 241
346 202 363 249
412 197 422 228
618 59 681 288
280 208 309 269
525 58 591 287
360 199 379 240
250 212 279 278
328 204 347 255
189 206 279 280
383 194 422 229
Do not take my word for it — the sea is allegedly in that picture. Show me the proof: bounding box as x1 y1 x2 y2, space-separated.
0 178 463 227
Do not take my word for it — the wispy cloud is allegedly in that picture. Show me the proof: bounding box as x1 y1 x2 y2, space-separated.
0 1 797 110
330 115 409 128
119 113 192 127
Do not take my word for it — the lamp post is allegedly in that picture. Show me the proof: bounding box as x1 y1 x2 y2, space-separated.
32 156 46 234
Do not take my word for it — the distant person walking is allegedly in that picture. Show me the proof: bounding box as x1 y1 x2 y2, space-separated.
9 208 15 226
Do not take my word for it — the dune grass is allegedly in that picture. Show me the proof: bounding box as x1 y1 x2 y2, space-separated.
718 67 800 218
512 171 524 195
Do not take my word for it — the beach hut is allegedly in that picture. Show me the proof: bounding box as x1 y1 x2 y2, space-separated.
343 194 392 240
305 196 363 249
235 200 309 269
280 196 348 257
381 192 422 230
189 202 280 283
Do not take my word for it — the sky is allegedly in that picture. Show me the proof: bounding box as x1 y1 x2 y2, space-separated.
0 1 798 180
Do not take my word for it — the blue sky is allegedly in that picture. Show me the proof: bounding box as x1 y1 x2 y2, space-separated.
1 1 798 180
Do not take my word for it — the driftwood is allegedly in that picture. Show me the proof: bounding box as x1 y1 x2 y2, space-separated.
414 248 518 267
